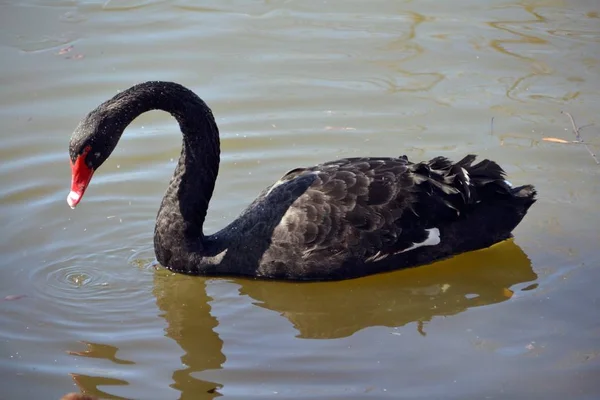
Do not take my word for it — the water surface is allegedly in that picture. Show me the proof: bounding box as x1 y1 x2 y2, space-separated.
1 0 599 399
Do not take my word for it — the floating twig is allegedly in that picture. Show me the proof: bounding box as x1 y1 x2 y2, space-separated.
490 117 495 136
543 137 570 144
561 111 599 165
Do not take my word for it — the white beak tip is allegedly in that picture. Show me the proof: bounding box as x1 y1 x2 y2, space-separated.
67 191 81 209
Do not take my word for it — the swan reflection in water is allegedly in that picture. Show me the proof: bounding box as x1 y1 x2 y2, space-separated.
66 240 536 398
152 239 537 397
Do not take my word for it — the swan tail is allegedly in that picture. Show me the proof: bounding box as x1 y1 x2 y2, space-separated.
428 155 537 252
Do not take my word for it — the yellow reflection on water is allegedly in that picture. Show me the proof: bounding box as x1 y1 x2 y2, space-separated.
153 272 225 399
94 240 538 398
372 11 446 93
68 373 129 400
239 239 537 339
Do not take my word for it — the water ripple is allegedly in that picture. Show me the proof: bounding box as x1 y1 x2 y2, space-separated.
22 249 157 331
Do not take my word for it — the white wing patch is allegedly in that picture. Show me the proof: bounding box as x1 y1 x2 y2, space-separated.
366 228 442 262
398 228 441 254
461 167 471 185
266 179 286 196
266 170 319 196
203 248 228 265
504 180 513 188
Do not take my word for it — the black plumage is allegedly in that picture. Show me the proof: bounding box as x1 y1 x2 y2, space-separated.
68 81 537 281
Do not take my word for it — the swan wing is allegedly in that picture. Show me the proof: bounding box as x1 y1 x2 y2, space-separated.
270 155 507 262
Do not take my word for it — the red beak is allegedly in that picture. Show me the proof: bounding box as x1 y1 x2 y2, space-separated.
68 146 94 209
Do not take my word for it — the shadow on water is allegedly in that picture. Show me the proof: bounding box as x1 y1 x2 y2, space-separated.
66 240 536 398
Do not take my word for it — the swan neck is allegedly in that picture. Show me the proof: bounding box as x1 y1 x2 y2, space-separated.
109 82 220 269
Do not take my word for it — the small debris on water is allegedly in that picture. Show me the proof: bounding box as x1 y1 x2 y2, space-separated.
525 342 535 351
561 111 599 165
56 45 85 60
2 294 27 301
57 45 73 55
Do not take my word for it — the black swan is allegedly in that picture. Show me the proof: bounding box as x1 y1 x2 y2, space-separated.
67 81 536 281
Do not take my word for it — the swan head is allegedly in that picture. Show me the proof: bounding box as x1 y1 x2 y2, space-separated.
67 106 123 208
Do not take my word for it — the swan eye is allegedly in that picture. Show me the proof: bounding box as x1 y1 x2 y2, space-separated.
77 145 93 167
76 146 97 169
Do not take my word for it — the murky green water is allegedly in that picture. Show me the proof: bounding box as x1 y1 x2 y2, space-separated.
1 0 599 399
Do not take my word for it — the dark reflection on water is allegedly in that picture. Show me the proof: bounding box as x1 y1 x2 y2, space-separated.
70 240 536 398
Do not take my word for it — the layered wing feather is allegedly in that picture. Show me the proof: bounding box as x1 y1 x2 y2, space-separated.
265 154 512 267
